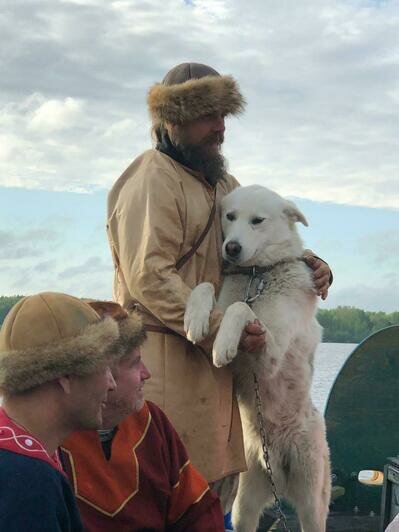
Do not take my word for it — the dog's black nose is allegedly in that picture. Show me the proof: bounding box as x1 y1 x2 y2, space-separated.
225 241 241 257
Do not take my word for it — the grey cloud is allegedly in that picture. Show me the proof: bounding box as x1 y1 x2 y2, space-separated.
1 0 399 207
58 255 112 279
357 230 399 264
0 228 59 260
323 279 399 313
32 259 58 273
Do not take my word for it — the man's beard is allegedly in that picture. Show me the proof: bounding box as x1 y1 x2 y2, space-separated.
172 131 227 186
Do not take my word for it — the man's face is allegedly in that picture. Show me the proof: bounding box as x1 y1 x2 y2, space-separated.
67 367 116 430
167 112 227 186
101 347 151 429
177 112 225 153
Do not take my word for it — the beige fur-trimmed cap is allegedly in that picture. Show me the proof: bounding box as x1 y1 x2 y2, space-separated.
0 292 127 394
147 62 246 125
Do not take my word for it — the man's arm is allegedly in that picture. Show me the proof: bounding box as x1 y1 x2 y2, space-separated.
108 167 224 353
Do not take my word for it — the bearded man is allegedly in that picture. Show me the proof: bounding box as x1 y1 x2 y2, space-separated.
106 62 332 510
61 300 225 531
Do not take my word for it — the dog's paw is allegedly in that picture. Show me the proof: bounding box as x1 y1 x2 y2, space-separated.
184 307 211 343
212 329 241 367
184 283 215 344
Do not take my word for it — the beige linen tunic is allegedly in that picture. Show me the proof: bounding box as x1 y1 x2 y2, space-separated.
107 149 246 482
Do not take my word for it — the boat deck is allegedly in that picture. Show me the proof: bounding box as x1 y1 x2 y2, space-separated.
259 512 380 531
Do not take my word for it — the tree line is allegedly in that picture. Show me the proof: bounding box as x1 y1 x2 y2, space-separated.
0 296 398 344
0 296 23 326
318 306 399 343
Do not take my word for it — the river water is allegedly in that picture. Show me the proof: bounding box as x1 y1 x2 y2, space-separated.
311 342 357 414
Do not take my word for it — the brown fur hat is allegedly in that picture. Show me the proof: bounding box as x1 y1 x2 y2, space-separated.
147 62 246 126
87 300 146 359
0 293 122 395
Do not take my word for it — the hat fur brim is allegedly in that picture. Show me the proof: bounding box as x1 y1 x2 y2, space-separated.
148 75 246 125
0 317 119 394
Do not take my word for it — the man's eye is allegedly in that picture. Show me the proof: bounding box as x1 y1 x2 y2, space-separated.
252 217 265 225
226 212 235 221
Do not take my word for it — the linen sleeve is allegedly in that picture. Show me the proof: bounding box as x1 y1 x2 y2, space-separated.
109 166 223 348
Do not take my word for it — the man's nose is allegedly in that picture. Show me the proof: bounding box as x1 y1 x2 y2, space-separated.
106 367 117 391
212 113 225 133
140 361 151 381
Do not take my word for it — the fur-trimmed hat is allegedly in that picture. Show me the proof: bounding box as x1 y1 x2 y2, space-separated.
147 62 246 126
0 293 129 394
87 300 146 359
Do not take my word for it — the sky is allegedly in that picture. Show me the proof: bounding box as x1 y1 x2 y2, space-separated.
1 0 398 312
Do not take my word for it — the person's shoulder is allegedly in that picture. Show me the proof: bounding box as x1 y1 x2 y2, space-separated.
145 401 178 435
0 450 83 531
0 449 68 503
113 149 182 196
146 400 169 423
0 449 64 484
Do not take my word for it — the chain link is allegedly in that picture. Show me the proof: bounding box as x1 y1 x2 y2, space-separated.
244 269 266 306
253 372 290 532
243 269 290 530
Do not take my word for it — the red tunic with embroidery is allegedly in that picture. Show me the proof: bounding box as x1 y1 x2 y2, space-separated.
61 401 224 531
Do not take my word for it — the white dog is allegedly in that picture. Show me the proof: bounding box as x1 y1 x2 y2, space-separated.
184 185 331 532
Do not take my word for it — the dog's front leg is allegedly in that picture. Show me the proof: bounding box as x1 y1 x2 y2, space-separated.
213 302 259 367
257 294 316 379
184 282 215 344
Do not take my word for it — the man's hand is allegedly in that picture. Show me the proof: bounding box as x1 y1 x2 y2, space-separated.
239 319 266 353
303 255 331 300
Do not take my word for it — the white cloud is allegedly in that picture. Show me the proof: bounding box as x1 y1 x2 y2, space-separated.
0 0 398 208
28 97 85 133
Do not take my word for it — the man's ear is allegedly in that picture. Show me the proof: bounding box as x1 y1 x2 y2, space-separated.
57 376 72 394
283 200 308 226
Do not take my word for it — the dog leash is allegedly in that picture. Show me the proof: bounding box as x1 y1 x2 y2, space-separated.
233 266 291 531
253 372 290 531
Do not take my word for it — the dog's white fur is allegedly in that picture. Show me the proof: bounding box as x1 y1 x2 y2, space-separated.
185 185 331 532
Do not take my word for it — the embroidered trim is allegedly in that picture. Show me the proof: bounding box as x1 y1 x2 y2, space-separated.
62 409 152 517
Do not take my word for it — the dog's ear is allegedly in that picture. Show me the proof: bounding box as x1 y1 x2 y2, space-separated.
283 200 308 226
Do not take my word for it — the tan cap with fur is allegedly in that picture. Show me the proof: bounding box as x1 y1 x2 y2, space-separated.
0 292 120 394
147 62 246 125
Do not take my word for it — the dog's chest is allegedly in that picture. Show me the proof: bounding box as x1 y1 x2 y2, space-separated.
218 262 312 311
217 274 271 311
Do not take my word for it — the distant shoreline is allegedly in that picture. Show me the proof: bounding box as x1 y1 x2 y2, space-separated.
1 296 398 344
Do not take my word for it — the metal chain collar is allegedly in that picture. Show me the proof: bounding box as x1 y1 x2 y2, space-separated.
243 267 266 306
253 372 291 531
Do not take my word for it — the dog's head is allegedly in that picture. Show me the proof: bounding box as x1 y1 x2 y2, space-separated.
221 185 308 266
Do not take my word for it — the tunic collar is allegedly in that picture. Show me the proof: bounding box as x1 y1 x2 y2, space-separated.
0 407 64 474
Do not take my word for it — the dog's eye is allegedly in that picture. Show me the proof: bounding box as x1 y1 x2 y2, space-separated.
226 212 236 221
251 217 265 225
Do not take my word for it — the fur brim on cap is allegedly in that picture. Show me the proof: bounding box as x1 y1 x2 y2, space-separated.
104 312 146 361
148 75 246 125
0 317 119 395
86 300 146 358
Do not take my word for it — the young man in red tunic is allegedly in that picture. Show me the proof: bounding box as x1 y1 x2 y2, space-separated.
61 301 225 531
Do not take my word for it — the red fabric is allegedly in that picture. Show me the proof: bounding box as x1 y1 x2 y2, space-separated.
61 401 224 531
0 407 64 474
